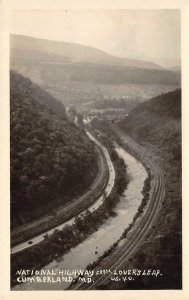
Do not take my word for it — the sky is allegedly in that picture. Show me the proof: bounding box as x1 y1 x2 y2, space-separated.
10 9 181 67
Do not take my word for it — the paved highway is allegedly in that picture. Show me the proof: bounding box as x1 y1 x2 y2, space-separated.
11 131 115 254
73 125 165 290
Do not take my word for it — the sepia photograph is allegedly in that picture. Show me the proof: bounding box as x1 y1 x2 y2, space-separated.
0 1 186 296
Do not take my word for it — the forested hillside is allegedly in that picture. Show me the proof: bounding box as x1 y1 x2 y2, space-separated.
120 89 181 160
10 72 67 118
10 72 98 227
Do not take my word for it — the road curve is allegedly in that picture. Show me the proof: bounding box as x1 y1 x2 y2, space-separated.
11 131 115 255
73 125 165 290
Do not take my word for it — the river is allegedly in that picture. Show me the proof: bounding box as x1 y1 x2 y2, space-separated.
13 145 148 290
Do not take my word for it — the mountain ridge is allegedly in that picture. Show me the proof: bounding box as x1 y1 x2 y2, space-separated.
10 34 162 70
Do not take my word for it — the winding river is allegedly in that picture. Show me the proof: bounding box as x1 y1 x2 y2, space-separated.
13 144 148 290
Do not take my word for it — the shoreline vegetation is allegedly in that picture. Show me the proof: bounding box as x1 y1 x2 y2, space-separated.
11 129 129 287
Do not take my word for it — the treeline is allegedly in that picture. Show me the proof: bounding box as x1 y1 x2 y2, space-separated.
10 72 98 227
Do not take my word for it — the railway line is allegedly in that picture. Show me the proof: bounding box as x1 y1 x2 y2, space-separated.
73 125 165 290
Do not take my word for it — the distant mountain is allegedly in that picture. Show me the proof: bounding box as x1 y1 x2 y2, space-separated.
10 57 180 87
10 34 162 70
10 34 181 88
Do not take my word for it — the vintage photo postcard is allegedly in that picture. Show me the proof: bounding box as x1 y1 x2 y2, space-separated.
0 0 189 299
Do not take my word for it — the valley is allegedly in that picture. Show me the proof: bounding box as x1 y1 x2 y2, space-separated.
10 34 181 291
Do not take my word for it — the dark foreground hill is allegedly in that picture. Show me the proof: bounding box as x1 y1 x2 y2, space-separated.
10 72 98 227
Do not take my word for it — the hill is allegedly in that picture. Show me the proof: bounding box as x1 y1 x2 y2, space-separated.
119 89 181 160
11 58 180 87
10 71 98 227
10 71 67 118
10 34 161 69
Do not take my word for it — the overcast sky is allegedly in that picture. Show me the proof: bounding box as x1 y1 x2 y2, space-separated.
10 9 181 67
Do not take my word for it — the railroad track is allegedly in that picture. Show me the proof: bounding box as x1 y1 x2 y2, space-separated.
72 125 165 290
